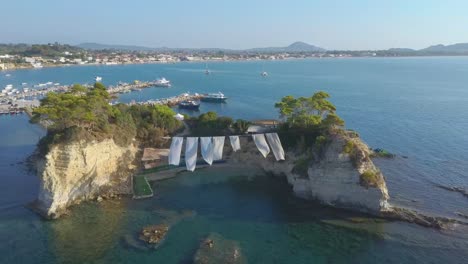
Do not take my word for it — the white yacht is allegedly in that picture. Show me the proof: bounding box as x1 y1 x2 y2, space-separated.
261 71 268 77
201 92 228 102
95 76 102 82
154 77 171 87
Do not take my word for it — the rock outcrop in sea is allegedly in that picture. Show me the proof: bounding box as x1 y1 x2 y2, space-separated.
228 130 390 215
32 139 138 219
31 128 391 220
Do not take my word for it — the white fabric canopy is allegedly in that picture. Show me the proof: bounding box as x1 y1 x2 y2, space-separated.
200 137 214 165
212 136 225 161
185 137 198 171
252 134 270 158
229 136 241 152
265 133 285 161
168 137 183 165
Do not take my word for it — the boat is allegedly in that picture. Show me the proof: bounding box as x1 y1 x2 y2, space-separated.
178 100 200 110
95 76 102 82
260 61 268 77
154 77 171 87
204 63 211 75
201 92 228 103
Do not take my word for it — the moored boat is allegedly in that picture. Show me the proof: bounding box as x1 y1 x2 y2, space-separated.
178 100 200 110
154 77 171 87
201 92 228 103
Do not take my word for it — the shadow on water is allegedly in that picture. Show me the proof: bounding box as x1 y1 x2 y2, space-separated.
47 200 128 264
131 168 387 262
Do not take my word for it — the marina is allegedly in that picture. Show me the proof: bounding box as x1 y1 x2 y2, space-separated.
0 79 172 103
0 78 180 114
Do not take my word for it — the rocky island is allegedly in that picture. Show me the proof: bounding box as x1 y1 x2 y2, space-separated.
30 84 391 222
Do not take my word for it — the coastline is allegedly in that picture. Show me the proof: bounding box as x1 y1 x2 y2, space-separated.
4 55 468 73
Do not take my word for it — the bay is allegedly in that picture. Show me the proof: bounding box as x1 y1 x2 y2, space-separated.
1 57 468 263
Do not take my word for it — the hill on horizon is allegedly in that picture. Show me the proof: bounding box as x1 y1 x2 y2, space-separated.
420 43 468 53
77 42 156 51
77 41 326 53
246 41 326 53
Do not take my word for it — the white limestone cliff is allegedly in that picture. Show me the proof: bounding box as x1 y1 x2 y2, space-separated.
228 131 390 215
33 139 138 219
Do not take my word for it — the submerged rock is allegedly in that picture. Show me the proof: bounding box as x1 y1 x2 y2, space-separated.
382 206 467 229
139 224 169 246
193 233 245 264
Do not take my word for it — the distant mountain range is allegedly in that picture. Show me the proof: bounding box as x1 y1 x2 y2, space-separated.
420 43 468 53
246 41 326 53
77 41 326 53
10 41 462 56
77 43 156 51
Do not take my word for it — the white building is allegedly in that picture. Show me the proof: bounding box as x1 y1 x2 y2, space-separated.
24 57 36 63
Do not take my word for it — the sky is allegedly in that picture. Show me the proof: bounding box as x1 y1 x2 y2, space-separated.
1 0 467 50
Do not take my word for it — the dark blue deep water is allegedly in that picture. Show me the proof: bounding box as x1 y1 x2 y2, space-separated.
1 58 468 263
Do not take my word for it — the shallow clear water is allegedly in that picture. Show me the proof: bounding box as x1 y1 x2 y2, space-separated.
1 58 468 263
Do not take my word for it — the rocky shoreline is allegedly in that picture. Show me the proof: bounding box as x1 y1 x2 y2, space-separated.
28 129 468 230
228 130 390 215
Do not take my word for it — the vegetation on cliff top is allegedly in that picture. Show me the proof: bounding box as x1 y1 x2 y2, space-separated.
274 91 345 176
31 82 182 153
186 111 250 136
360 170 382 188
275 91 344 147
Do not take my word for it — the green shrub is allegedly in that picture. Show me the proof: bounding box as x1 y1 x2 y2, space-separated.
189 111 233 136
370 148 395 158
343 140 355 154
232 119 251 134
360 170 380 188
292 157 310 178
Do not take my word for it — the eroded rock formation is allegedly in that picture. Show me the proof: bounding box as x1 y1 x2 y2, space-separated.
33 139 138 219
228 131 390 215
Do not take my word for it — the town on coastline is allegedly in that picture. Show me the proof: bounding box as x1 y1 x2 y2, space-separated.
0 43 350 71
2 41 468 71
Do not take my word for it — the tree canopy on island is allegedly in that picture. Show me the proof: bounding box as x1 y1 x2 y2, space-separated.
274 91 344 153
274 91 344 130
31 82 182 150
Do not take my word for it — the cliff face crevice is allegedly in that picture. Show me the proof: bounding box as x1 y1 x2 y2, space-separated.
34 139 138 219
228 132 390 215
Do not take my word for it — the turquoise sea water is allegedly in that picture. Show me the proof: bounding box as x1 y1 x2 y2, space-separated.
1 58 468 263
